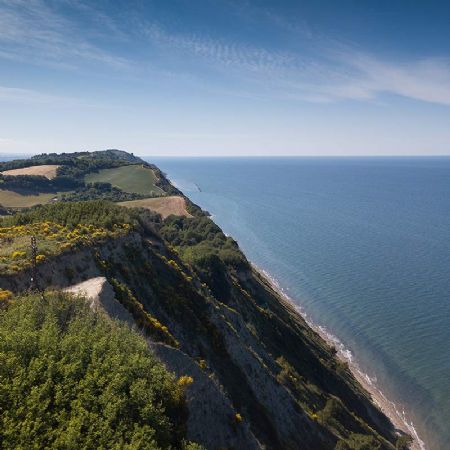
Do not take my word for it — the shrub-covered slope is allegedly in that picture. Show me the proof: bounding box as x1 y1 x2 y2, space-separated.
0 292 201 450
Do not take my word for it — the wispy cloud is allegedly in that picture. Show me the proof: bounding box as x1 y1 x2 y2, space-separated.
0 85 96 106
2 0 450 107
142 23 299 76
0 0 129 69
145 18 450 106
339 52 450 105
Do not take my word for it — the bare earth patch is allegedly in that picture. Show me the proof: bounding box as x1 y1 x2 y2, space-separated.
1 164 60 179
119 196 192 219
0 190 55 208
65 276 108 302
64 277 135 326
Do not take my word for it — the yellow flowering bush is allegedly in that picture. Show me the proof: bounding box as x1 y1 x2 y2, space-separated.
0 221 131 276
177 375 194 387
0 289 13 301
0 289 13 309
11 251 26 259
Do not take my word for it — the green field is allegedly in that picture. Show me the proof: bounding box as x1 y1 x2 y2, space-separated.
85 165 164 196
0 190 55 208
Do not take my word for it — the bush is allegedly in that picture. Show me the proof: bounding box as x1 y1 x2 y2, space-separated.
2 200 137 230
0 292 201 449
335 433 382 450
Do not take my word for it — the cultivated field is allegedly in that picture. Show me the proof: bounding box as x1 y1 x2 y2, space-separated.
85 165 164 196
1 165 60 179
119 196 192 219
0 190 55 208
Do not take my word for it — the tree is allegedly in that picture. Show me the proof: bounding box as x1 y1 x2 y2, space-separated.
0 292 201 449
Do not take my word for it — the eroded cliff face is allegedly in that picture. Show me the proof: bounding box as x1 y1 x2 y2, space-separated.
0 228 399 450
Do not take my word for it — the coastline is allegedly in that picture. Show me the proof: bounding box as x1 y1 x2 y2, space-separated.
252 263 426 450
164 170 428 449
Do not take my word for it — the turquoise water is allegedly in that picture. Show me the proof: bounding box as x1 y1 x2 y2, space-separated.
150 157 450 450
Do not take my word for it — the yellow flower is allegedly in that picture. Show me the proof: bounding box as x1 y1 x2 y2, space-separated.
11 251 26 259
177 375 194 387
0 289 13 301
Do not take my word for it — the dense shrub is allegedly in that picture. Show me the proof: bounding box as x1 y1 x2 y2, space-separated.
61 182 147 202
335 433 382 450
0 292 201 449
1 200 163 237
2 200 138 230
0 173 82 193
160 216 248 271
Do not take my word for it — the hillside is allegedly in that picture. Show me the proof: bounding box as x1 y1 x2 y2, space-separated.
0 151 411 450
0 149 174 209
0 292 201 450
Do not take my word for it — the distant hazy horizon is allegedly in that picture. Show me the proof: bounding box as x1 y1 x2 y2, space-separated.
3 152 450 159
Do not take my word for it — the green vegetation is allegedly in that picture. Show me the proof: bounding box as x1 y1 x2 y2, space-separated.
61 182 147 202
0 292 201 449
0 200 168 275
85 165 164 196
0 202 139 275
160 215 248 269
2 200 138 230
0 150 166 204
335 433 382 450
110 278 179 347
0 149 142 174
0 150 127 197
0 173 82 194
0 151 404 450
0 220 131 275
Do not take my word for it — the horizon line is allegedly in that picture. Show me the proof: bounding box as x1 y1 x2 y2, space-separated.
2 152 450 159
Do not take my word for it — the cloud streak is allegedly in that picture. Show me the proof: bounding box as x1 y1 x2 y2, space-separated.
0 0 129 69
141 18 450 106
2 0 450 107
0 85 97 107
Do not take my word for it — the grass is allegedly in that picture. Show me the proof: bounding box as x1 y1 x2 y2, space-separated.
0 190 55 208
119 196 192 218
85 165 164 196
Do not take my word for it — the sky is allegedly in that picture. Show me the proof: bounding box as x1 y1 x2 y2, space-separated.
1 0 450 156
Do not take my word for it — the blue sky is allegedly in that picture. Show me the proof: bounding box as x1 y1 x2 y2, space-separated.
1 0 450 156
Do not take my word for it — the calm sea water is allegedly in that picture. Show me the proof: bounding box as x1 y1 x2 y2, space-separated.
150 157 450 450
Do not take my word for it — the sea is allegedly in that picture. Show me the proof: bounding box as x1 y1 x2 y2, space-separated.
149 156 450 450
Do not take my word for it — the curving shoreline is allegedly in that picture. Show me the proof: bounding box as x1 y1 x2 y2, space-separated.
252 263 426 450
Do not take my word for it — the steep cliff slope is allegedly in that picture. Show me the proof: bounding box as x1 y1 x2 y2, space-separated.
0 151 409 450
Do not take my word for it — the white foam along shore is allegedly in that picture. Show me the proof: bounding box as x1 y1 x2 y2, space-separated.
252 263 426 450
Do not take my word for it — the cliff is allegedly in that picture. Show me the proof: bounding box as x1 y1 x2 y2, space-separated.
0 151 410 450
